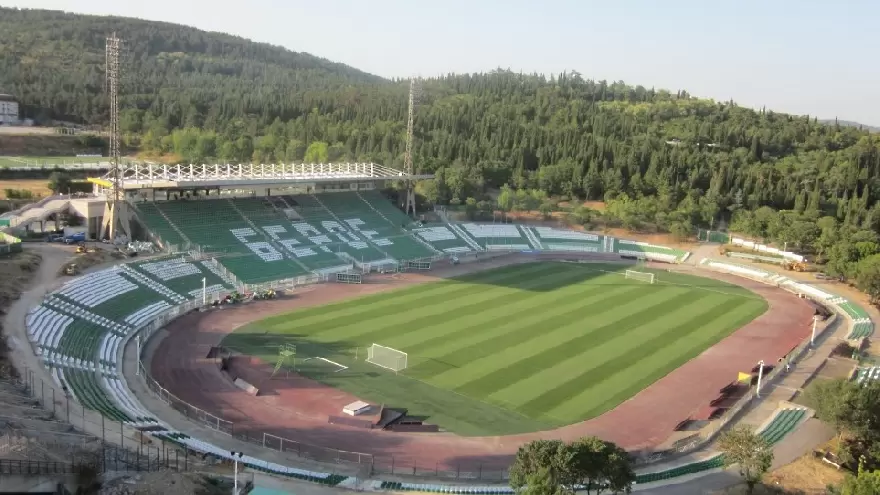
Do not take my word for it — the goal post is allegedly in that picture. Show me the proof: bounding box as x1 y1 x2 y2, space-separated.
625 269 655 284
366 343 408 373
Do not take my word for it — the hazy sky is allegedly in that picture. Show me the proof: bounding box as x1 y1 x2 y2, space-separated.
6 0 879 125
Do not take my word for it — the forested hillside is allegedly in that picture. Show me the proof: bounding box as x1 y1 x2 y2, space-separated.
0 6 382 125
4 8 880 297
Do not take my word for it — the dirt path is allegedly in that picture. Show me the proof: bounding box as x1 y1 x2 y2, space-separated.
151 253 813 473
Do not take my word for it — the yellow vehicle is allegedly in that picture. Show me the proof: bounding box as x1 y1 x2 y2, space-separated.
63 263 80 276
783 261 808 272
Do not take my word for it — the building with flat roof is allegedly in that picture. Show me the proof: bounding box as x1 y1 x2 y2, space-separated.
0 94 19 124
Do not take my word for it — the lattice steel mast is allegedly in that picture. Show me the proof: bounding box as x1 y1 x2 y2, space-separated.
403 78 420 216
102 33 128 240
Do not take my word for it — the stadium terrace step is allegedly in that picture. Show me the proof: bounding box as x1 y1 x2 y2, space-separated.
29 223 847 491
151 432 347 485
635 455 725 484
306 192 435 261
54 367 132 423
613 239 687 263
702 259 873 340
128 256 233 298
458 223 530 250
758 407 808 445
527 226 603 253
413 225 475 253
133 201 188 248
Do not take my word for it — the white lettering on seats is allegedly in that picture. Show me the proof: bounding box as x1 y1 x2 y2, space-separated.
231 228 284 262
278 238 303 253
230 228 258 243
345 219 365 230
309 234 332 245
263 225 287 240
246 242 283 261
292 222 321 237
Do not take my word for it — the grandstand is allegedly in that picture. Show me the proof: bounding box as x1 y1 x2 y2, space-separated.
25 257 234 429
12 159 866 488
132 192 448 284
700 258 874 340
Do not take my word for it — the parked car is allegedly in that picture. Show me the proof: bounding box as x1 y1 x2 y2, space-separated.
63 232 87 244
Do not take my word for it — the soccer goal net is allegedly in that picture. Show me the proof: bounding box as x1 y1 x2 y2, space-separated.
625 270 655 284
366 344 408 373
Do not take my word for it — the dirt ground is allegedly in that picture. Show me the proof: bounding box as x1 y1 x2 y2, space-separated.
0 249 42 377
713 443 846 495
59 248 127 276
0 179 51 199
763 452 846 494
99 471 232 495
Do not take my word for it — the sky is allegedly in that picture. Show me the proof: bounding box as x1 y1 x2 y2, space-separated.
6 0 880 125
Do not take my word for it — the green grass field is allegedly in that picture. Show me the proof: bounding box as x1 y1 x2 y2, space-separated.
223 262 767 436
0 156 110 167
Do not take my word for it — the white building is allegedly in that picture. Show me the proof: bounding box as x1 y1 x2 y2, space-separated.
0 94 19 124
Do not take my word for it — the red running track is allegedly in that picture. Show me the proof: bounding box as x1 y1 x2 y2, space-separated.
150 259 814 472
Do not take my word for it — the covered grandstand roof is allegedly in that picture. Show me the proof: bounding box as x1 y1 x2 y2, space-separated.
92 162 433 190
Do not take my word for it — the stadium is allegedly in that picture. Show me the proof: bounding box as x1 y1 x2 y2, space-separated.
12 161 875 487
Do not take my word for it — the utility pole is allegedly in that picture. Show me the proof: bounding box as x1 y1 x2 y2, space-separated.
403 78 420 217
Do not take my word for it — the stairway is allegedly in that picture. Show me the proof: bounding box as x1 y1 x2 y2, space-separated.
355 191 396 226
152 203 194 248
447 223 483 251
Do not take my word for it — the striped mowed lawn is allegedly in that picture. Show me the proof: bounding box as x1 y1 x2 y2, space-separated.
223 262 767 436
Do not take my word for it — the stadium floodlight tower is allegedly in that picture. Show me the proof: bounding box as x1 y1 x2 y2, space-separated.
100 32 132 242
402 78 420 216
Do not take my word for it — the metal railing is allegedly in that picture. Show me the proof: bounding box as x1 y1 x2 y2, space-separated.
7 367 201 474
22 249 845 482
643 262 843 459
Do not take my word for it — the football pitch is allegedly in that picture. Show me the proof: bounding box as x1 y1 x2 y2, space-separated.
223 262 767 436
0 156 110 167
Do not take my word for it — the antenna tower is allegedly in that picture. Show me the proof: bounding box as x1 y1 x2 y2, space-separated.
403 78 420 216
105 33 123 240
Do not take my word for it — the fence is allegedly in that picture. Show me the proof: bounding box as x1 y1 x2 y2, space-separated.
675 263 842 440
5 368 199 474
135 317 514 480
696 229 731 244
625 260 843 467
20 248 838 482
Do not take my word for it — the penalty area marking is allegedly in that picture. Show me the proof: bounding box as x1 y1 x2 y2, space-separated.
302 357 348 373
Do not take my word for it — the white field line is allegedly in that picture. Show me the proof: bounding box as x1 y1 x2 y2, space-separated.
317 357 348 372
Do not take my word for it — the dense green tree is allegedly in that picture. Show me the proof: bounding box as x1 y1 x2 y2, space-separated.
47 172 72 195
718 426 774 495
510 440 574 494
509 438 634 495
7 7 880 292
568 436 635 494
841 464 880 495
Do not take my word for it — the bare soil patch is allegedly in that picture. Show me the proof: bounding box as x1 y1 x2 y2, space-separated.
57 249 126 276
0 249 42 377
763 449 846 494
0 179 51 199
100 471 232 495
